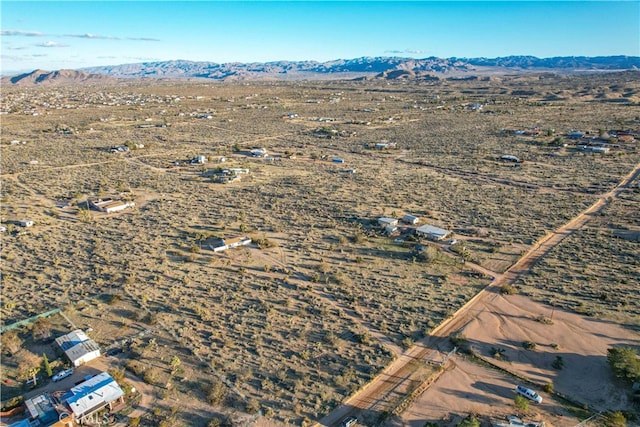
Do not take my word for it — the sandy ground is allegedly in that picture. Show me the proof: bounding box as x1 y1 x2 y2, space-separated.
399 293 640 426
400 357 572 427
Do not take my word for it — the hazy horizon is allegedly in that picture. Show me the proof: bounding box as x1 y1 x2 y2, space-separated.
2 1 639 75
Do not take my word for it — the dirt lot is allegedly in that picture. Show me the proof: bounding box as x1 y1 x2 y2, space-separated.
400 357 573 427
398 293 640 426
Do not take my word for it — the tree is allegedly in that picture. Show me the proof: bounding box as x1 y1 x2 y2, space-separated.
108 367 125 383
32 318 52 341
78 208 93 223
1 330 23 355
170 356 181 375
607 347 640 383
207 379 227 406
604 411 627 427
42 353 53 377
28 366 40 386
514 394 529 412
246 398 260 414
458 417 480 427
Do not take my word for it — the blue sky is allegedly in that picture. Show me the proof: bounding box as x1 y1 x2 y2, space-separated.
1 1 639 74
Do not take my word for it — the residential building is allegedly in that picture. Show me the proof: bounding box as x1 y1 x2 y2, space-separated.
63 372 125 423
211 237 252 252
578 145 610 153
23 394 66 426
402 214 419 225
416 224 451 241
191 155 207 164
89 198 135 213
250 148 267 157
500 155 520 163
20 372 124 427
378 217 399 227
55 330 101 367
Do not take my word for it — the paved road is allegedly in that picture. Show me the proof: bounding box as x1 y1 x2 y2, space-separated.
316 162 640 427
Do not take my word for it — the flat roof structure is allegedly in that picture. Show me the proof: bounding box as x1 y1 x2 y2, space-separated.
378 217 399 226
62 372 124 420
24 393 59 425
55 330 101 367
416 224 451 241
89 198 135 213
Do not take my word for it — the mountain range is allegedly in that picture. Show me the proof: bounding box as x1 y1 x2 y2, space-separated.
4 56 639 85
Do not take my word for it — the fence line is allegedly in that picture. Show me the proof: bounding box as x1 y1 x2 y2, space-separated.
0 308 61 334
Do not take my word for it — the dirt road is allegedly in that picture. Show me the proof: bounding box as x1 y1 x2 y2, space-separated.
316 162 640 427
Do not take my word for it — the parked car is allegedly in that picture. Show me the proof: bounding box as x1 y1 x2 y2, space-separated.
105 348 122 357
52 369 73 382
515 385 542 403
341 416 358 427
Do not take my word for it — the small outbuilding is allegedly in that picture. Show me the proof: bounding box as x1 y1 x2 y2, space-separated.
402 214 419 225
500 155 520 163
191 155 208 164
18 220 34 227
378 217 399 227
211 237 252 252
568 131 584 139
384 225 398 235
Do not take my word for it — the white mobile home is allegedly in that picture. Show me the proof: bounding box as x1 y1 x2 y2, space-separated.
416 224 451 241
378 217 399 227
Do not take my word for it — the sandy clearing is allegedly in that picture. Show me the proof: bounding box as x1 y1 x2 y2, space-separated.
461 293 640 411
399 292 640 426
400 357 574 427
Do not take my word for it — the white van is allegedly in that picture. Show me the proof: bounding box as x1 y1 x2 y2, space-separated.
515 385 542 403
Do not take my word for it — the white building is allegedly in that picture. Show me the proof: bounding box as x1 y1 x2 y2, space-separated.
402 214 419 225
90 198 135 213
250 148 267 157
416 224 451 241
191 155 208 164
211 237 252 252
55 330 101 367
378 217 399 227
18 220 34 227
64 372 125 422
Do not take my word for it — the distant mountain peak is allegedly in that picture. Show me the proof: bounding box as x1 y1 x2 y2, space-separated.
4 55 639 85
4 68 115 86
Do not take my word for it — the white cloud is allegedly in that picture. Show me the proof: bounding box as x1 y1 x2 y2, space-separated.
37 41 68 48
127 37 160 42
65 33 160 41
1 29 44 37
384 49 426 56
66 33 117 39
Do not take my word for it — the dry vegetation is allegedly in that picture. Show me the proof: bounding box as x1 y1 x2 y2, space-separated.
517 178 640 324
1 72 639 425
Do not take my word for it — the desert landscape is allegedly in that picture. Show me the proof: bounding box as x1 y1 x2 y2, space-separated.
1 69 639 427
